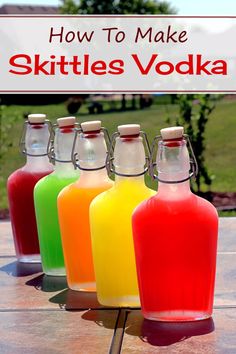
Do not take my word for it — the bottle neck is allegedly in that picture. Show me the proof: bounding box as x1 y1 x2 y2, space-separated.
53 126 76 174
24 123 52 171
77 131 108 170
54 162 75 174
115 175 144 183
113 135 146 184
156 138 191 197
76 131 110 187
25 155 51 166
78 167 109 185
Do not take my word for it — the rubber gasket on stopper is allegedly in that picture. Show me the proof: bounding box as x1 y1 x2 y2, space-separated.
81 120 101 133
57 116 76 127
118 124 140 136
160 126 184 140
28 114 46 124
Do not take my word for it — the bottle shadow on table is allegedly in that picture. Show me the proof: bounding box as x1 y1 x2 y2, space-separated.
49 289 117 329
125 311 215 347
81 308 120 330
49 288 105 310
0 260 42 277
25 273 68 293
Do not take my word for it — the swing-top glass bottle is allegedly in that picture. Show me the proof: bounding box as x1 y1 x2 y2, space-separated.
7 114 53 263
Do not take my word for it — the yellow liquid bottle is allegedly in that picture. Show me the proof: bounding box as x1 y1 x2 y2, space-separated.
90 124 155 307
58 121 113 291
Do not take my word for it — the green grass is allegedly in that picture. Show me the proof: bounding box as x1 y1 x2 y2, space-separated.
205 99 236 192
1 96 236 212
218 210 236 217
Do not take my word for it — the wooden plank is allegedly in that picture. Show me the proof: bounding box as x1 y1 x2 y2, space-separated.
0 257 67 310
1 219 236 310
1 216 236 257
121 308 236 353
0 309 118 354
0 221 15 256
215 253 236 306
218 217 236 252
50 288 110 311
0 250 230 311
0 257 111 311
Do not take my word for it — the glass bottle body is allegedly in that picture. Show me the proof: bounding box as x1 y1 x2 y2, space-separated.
7 123 53 263
34 126 79 275
34 170 79 275
90 134 155 306
132 139 218 321
58 131 113 290
90 177 154 306
8 165 52 262
58 170 113 290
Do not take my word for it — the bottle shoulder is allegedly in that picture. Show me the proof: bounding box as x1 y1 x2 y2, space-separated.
59 179 113 204
34 172 77 193
90 189 109 209
8 167 51 185
90 182 155 212
133 192 218 221
8 167 23 181
194 194 218 217
57 182 78 201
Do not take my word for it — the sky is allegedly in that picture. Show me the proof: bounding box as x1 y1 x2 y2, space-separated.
0 0 236 15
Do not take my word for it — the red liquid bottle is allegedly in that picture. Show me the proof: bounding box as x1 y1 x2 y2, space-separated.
132 126 218 322
7 114 53 263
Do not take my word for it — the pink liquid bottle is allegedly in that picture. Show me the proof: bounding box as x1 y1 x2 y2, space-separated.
7 114 53 263
132 126 218 322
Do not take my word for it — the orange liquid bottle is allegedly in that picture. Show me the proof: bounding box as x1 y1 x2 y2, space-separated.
58 121 113 291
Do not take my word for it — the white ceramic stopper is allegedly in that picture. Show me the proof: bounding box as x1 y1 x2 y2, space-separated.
57 116 76 127
160 126 184 140
81 120 101 133
28 114 46 124
118 124 140 136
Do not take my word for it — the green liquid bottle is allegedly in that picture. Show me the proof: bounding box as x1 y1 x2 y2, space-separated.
34 117 80 276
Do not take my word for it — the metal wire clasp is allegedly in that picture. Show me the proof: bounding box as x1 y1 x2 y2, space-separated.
106 131 151 178
71 126 110 171
149 133 198 184
19 119 53 157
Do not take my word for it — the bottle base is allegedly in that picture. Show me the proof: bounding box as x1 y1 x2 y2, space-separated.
69 281 96 292
44 267 66 277
98 295 140 307
143 310 212 322
17 254 41 263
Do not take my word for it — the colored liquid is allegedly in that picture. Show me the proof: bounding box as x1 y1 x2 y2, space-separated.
7 168 52 262
90 179 155 307
132 193 218 322
58 180 113 291
34 172 79 276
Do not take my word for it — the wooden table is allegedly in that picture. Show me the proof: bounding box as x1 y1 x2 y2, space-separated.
0 218 236 354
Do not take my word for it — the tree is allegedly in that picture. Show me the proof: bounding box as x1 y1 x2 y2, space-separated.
61 0 79 13
175 94 220 193
60 0 176 15
60 0 175 111
0 104 19 163
60 0 218 194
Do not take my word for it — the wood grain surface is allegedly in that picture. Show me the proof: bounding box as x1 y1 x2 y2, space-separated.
0 218 236 353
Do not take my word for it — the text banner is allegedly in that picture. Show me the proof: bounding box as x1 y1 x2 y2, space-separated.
0 15 235 93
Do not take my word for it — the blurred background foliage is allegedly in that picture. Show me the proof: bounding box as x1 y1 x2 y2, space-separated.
61 0 176 15
1 95 236 215
0 0 235 216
